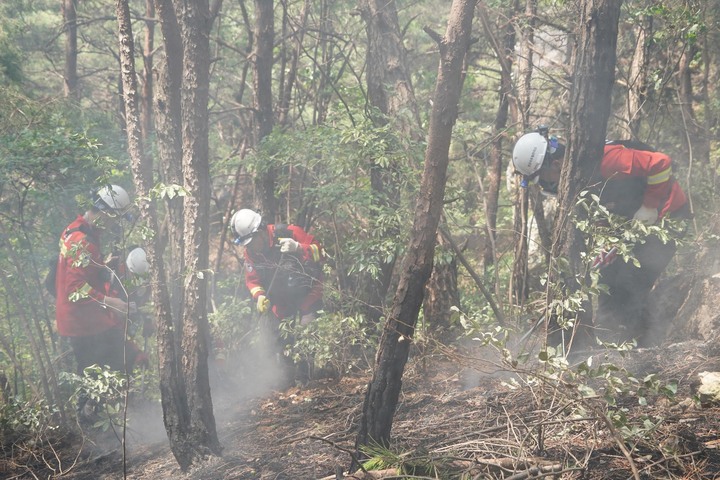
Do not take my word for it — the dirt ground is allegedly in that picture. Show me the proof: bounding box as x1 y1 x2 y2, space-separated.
5 224 717 480
9 334 720 480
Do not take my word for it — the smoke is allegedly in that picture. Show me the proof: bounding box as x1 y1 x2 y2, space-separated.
117 316 291 451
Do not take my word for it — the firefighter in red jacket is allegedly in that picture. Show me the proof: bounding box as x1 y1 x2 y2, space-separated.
55 185 145 374
512 129 689 346
230 209 324 325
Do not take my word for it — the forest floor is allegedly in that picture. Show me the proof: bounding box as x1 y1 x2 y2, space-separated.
7 335 720 479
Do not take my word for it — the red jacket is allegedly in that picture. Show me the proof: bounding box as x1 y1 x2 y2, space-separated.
601 144 687 218
54 215 120 337
244 224 323 318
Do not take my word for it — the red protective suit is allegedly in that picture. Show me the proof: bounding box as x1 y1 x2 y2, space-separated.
54 215 120 337
244 224 324 319
599 143 687 219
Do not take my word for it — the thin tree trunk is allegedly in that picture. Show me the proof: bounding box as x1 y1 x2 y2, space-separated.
62 0 78 99
478 2 516 269
253 0 277 219
141 0 155 143
355 0 476 457
624 15 651 138
510 0 536 303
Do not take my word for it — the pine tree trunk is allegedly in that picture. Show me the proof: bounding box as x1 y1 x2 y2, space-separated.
62 0 78 99
355 0 476 458
174 0 222 462
253 0 277 219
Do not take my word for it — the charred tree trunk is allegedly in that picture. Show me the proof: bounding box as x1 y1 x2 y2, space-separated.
62 0 78 99
174 0 222 462
253 0 277 219
550 0 621 337
118 0 193 469
355 0 475 457
154 0 185 322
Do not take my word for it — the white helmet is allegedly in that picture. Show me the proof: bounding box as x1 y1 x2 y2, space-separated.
126 247 149 276
231 209 263 246
95 184 132 218
512 132 549 177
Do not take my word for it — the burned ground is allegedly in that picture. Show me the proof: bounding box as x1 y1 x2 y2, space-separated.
5 243 720 479
5 335 720 480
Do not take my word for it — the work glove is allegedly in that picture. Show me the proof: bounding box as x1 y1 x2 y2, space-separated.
633 205 658 225
257 294 270 313
591 246 618 270
103 295 128 313
278 237 300 253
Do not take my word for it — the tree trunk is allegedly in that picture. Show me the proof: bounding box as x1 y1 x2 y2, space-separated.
174 0 222 462
478 2 516 269
154 0 185 323
510 0 536 303
550 0 621 346
141 0 155 143
355 0 475 456
623 15 651 138
253 0 277 219
422 232 459 338
62 0 78 99
277 0 308 127
117 0 193 469
677 41 710 166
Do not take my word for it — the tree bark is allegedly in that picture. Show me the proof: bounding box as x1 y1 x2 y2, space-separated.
422 232 459 338
173 0 222 462
478 2 516 269
62 0 79 99
253 0 277 219
550 0 622 345
623 15 651 138
355 0 476 456
510 0 536 303
141 0 155 144
154 0 185 323
117 0 194 469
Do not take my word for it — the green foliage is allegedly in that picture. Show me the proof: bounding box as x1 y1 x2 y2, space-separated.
279 311 381 376
0 397 58 443
61 366 128 432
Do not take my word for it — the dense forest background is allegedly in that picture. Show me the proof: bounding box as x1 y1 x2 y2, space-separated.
0 0 719 477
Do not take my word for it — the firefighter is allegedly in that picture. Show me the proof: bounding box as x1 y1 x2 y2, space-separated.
512 129 690 347
55 185 146 375
230 208 324 324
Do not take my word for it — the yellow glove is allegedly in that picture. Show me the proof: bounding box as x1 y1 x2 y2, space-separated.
257 295 270 313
